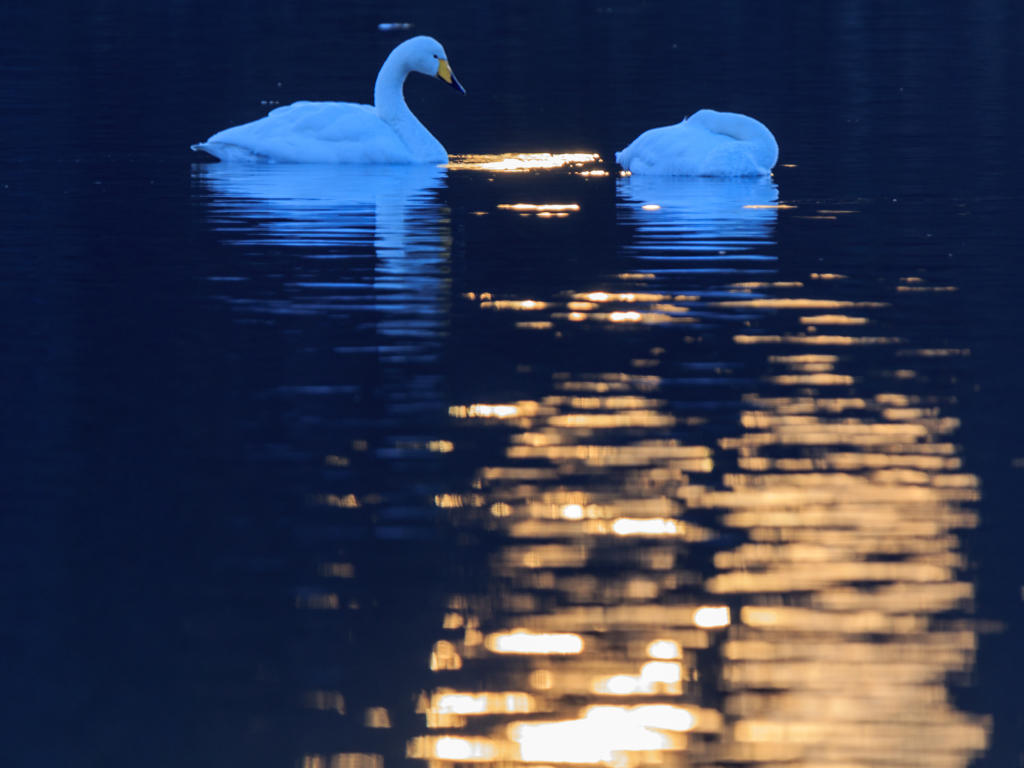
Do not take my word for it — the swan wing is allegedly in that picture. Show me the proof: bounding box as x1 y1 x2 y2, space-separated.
688 110 778 173
617 121 724 175
196 101 416 163
699 140 772 177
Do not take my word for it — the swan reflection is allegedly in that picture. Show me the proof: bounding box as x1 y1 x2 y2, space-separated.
618 175 779 263
194 162 446 245
193 163 450 361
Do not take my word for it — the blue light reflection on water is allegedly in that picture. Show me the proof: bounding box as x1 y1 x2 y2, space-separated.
618 175 780 260
194 163 451 365
187 161 468 767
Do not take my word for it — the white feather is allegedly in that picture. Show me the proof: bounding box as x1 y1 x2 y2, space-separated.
616 109 778 177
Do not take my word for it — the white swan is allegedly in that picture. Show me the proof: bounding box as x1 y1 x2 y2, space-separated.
615 109 778 177
191 36 464 164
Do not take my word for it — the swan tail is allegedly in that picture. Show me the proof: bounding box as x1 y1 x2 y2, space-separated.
191 142 268 163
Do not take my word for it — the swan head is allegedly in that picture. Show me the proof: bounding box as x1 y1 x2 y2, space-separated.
398 36 466 94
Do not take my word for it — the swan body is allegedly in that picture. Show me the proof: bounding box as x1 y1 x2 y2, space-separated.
192 36 464 164
616 109 778 177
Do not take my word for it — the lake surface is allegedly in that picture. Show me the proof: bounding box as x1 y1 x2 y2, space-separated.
2 2 1023 767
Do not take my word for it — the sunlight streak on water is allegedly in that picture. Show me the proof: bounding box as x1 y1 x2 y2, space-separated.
448 153 601 172
408 175 988 768
497 204 580 212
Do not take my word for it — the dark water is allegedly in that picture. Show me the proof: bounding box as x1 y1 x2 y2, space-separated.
2 2 1023 767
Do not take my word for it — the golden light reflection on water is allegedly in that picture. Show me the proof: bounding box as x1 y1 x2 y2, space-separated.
799 314 869 325
486 630 585 654
497 204 581 219
497 204 580 213
448 153 601 172
735 334 905 346
410 299 986 767
302 754 382 768
409 362 742 767
682 362 985 762
205 153 980 767
400 189 987 768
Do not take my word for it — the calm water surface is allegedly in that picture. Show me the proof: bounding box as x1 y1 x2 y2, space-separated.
2 2 1023 767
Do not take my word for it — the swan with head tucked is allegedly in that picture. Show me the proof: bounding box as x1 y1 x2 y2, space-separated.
191 36 464 164
616 109 778 176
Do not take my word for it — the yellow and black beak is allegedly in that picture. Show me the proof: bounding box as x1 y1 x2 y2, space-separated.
437 59 466 94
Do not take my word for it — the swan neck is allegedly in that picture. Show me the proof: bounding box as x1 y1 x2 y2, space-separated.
372 46 446 162
374 50 417 125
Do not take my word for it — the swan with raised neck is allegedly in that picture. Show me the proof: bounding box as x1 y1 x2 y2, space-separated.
191 36 464 164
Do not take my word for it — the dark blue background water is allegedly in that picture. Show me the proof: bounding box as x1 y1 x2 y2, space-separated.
2 1 1023 766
